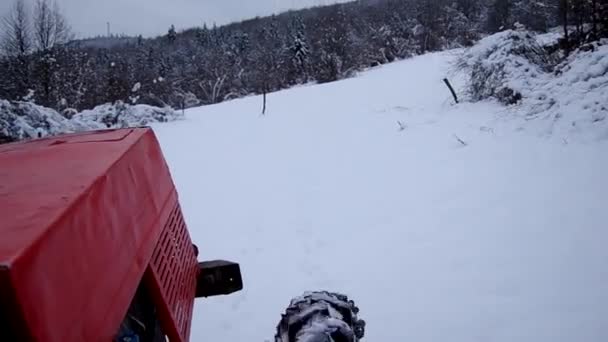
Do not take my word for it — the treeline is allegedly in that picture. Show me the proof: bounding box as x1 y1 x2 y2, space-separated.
0 0 607 112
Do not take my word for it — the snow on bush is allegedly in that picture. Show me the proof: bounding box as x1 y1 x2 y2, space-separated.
0 100 100 143
456 29 560 105
457 30 608 141
544 39 608 139
74 101 182 128
0 101 183 143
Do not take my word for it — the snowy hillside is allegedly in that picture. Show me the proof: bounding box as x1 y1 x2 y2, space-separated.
151 41 608 341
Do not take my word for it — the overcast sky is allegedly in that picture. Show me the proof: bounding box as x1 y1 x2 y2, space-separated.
0 0 352 38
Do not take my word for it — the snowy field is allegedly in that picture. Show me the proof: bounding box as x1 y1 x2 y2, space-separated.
152 50 608 341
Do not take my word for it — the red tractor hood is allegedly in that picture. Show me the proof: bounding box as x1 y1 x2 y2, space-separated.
0 128 178 341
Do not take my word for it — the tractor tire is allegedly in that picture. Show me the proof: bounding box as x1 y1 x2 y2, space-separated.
275 291 365 342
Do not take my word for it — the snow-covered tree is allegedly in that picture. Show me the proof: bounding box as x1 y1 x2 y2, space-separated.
287 17 310 84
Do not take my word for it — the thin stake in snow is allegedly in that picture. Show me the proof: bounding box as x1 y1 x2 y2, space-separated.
262 87 267 115
454 134 468 147
397 121 407 131
443 78 459 104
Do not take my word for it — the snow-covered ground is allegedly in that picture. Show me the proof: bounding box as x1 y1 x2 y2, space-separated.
152 49 608 341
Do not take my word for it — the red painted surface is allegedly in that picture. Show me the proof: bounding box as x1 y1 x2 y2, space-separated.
0 128 195 341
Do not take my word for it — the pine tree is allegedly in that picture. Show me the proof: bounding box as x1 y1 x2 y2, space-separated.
167 24 177 44
287 17 310 84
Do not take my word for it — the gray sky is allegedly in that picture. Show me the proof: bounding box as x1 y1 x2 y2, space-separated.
0 0 351 38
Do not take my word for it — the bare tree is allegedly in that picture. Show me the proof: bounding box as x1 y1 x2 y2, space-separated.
33 0 71 51
1 0 32 99
1 0 31 56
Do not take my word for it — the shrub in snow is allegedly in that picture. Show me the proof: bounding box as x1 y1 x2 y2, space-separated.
0 100 102 143
541 40 608 137
183 92 201 108
61 108 78 119
74 101 182 128
456 30 560 105
170 91 201 109
0 100 183 143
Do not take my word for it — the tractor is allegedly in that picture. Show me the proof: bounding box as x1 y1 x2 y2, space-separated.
0 128 364 342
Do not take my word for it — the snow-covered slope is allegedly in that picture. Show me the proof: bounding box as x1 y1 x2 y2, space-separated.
152 47 608 341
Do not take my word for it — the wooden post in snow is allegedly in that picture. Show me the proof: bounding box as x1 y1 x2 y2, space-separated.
443 78 459 104
262 85 267 115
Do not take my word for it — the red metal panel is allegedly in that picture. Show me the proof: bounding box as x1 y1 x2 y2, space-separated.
0 128 180 341
146 203 198 342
